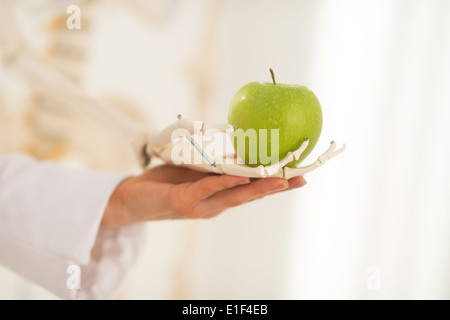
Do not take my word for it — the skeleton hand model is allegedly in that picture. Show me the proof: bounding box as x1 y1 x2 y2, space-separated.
146 115 345 178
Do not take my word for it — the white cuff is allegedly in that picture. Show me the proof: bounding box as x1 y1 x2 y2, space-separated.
0 153 146 299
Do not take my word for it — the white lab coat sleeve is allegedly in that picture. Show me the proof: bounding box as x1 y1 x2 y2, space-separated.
0 153 146 299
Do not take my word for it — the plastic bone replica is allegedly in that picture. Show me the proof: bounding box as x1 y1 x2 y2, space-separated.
0 0 344 178
146 115 345 178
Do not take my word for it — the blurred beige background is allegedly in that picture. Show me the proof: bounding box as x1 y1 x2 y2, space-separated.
0 0 449 299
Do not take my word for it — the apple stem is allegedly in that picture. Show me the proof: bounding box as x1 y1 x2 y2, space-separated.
269 68 276 85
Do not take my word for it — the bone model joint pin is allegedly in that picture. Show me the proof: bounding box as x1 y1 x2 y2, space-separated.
177 114 216 167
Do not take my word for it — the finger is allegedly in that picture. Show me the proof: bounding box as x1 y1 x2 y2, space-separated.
188 174 251 200
247 176 307 201
195 178 289 215
142 165 214 184
287 176 307 189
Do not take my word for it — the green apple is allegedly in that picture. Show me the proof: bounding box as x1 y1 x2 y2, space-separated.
228 69 322 167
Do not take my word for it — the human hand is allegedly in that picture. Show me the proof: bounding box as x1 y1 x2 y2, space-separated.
102 165 306 227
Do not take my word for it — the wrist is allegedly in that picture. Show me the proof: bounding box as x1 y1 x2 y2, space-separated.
102 177 133 228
